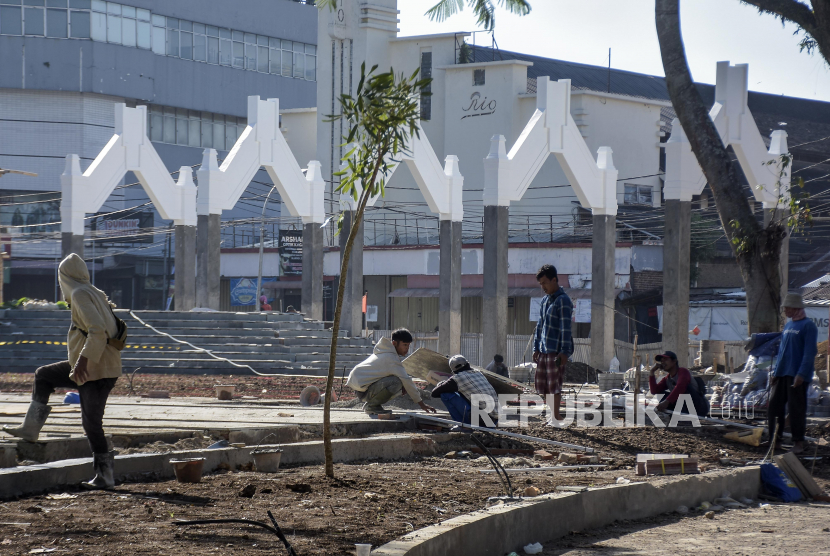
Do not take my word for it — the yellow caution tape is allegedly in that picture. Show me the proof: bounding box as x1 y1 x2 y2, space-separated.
0 339 179 350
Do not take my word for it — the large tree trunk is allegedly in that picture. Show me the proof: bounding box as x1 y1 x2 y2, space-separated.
656 0 783 333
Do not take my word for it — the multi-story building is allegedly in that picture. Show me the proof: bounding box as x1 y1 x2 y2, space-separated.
0 0 317 309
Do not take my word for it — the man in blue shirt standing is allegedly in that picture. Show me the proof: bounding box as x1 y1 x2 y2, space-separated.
533 264 574 422
769 292 818 455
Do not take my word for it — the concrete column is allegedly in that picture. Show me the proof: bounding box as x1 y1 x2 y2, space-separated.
439 219 462 356
175 224 197 311
764 208 790 304
483 205 508 366
302 222 324 321
662 200 691 368
590 214 616 371
339 210 364 337
196 213 221 310
61 233 84 260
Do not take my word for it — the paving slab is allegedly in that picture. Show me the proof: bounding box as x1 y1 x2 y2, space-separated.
0 394 376 434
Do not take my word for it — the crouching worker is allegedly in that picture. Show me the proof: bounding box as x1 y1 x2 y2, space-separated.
2 254 123 489
346 328 437 416
431 355 499 427
648 351 709 417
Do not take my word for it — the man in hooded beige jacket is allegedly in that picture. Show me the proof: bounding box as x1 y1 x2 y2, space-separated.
2 253 122 489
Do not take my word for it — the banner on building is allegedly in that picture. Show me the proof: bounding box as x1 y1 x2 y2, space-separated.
529 297 543 321
279 230 303 276
574 299 592 323
230 277 276 306
662 305 830 342
92 212 155 243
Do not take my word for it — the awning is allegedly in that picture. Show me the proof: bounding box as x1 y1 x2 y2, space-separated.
388 287 625 299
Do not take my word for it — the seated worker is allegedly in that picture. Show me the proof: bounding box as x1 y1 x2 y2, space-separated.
259 295 272 311
485 354 509 378
346 328 437 416
648 351 709 417
432 355 499 427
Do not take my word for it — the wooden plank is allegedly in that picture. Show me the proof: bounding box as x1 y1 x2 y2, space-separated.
402 347 525 394
774 453 824 499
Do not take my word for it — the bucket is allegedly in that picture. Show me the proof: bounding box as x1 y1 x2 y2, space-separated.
597 372 625 392
252 449 283 473
170 457 205 483
215 385 236 400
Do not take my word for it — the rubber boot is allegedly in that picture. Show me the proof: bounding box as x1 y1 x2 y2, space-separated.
1 401 51 442
81 451 115 490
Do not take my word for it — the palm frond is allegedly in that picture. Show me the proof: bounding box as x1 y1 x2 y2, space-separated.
425 0 465 23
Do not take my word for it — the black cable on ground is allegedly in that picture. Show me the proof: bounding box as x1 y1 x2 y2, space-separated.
267 510 300 556
173 518 276 534
470 433 514 498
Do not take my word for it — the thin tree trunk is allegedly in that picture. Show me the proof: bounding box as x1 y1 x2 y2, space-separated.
323 169 378 478
656 0 783 333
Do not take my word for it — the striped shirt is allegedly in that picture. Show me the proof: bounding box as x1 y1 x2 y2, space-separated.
532 289 574 356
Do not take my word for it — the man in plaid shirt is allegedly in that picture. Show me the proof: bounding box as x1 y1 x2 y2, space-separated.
533 264 573 421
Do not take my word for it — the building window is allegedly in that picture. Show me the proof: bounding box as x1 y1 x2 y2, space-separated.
420 51 432 121
148 104 244 151
24 6 45 36
0 0 317 81
0 5 22 35
624 184 653 206
473 68 485 86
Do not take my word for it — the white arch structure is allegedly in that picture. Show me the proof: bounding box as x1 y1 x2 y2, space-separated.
662 61 791 365
60 103 198 309
481 76 619 369
337 128 466 347
195 96 326 314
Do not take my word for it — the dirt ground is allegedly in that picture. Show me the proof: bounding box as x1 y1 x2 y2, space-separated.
0 457 625 556
2 422 830 554
0 373 357 402
543 502 830 555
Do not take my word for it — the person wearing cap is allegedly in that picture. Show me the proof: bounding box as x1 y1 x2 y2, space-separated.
486 354 509 378
431 355 499 426
769 292 818 454
648 350 709 417
532 264 574 421
346 328 437 416
259 295 272 311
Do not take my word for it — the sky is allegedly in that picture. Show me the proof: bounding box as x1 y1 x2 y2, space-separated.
397 0 830 102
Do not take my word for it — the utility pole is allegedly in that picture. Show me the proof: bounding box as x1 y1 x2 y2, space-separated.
163 222 172 310
256 185 278 312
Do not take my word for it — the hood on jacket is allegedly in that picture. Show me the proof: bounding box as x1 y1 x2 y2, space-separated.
374 336 401 358
59 253 108 304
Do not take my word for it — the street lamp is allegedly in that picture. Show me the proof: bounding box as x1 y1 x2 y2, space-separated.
255 185 278 312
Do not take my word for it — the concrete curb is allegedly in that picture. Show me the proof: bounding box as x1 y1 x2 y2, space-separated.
373 467 760 556
0 434 436 499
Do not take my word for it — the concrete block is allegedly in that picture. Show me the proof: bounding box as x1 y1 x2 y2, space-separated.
534 450 555 461
0 434 423 499
0 443 16 468
374 467 761 556
15 435 112 463
228 426 301 446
